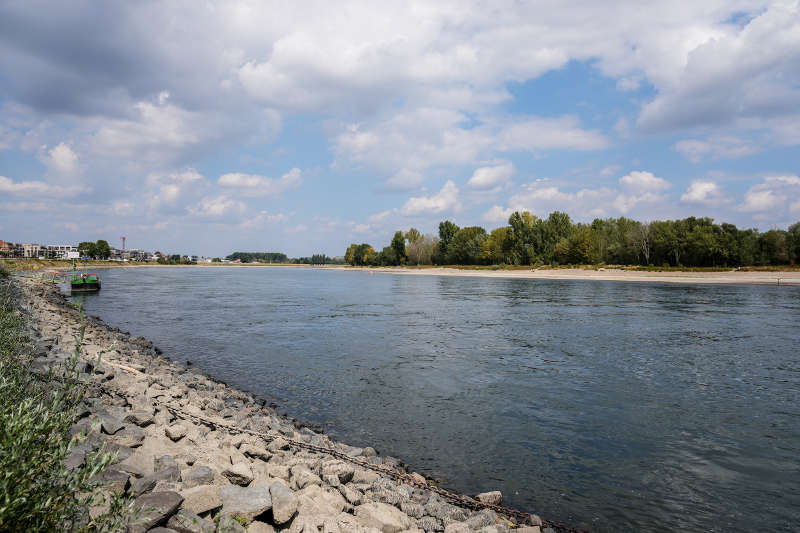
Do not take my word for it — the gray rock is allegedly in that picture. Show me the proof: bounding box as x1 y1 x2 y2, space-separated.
220 485 272 524
290 464 322 489
269 481 298 524
417 516 443 532
155 455 178 471
165 423 187 441
321 462 355 484
107 426 145 447
475 491 502 506
179 484 222 515
216 513 247 533
355 502 413 533
124 410 155 426
241 443 272 462
98 468 130 494
465 509 498 529
131 491 183 530
222 462 253 486
96 412 125 435
338 484 363 506
166 508 215 533
247 521 276 533
443 523 470 533
267 437 290 453
182 465 214 489
129 465 181 497
363 447 377 457
400 501 425 519
148 528 179 533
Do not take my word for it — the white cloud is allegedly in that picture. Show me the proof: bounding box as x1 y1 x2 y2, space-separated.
334 110 604 186
740 189 784 212
613 171 671 215
619 170 671 193
638 3 800 137
482 205 518 223
739 175 800 213
674 136 761 162
507 183 616 219
384 169 424 191
401 180 461 216
41 142 80 176
467 162 514 189
239 210 289 228
0 175 83 197
680 180 729 206
219 168 302 196
496 116 608 152
189 195 246 218
146 169 207 211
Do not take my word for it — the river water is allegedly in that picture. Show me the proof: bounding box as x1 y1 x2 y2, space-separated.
68 267 800 532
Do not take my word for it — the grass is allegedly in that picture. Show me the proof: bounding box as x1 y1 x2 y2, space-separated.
0 279 132 531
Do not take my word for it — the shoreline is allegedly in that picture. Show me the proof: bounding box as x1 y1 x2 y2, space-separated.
10 275 551 533
325 266 800 286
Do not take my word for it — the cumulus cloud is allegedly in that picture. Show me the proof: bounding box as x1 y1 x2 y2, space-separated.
401 180 461 216
146 169 207 212
384 169 424 192
496 116 608 152
739 175 800 213
0 175 83 196
680 180 729 206
218 168 302 197
40 142 80 176
482 205 518 223
467 162 514 189
674 136 761 162
638 3 800 137
189 195 246 218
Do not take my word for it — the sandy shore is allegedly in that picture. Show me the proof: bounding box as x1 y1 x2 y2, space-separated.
10 276 549 533
326 266 800 286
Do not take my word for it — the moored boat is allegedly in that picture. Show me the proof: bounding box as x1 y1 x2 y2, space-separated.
70 264 101 293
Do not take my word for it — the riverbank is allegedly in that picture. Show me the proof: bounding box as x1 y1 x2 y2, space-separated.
9 275 549 533
328 266 800 286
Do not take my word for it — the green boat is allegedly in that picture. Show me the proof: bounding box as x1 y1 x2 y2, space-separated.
70 263 101 293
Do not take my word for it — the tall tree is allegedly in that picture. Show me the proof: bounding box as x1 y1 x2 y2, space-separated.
391 231 407 265
94 240 111 259
438 221 459 260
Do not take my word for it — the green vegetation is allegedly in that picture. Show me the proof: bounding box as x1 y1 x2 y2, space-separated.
225 252 289 263
77 240 112 260
0 283 130 531
345 213 800 268
156 254 196 265
225 252 343 265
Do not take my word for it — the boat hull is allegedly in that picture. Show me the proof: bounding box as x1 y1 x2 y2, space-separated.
71 281 101 293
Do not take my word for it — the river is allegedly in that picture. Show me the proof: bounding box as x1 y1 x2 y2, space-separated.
67 266 800 532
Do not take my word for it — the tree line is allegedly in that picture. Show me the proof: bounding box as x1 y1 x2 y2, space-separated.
226 252 344 265
345 212 800 268
77 240 112 259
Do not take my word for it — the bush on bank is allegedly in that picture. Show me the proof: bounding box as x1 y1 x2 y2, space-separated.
0 281 130 532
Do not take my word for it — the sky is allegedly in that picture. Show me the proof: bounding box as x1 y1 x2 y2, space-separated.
1 1 799 257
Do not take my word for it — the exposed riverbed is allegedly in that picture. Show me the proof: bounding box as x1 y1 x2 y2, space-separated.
67 266 800 532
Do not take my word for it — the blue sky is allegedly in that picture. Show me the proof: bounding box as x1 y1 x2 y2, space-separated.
1 1 799 257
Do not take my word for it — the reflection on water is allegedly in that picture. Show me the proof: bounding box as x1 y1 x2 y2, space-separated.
68 267 800 532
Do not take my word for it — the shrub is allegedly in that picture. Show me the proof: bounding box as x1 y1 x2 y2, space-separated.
0 282 130 532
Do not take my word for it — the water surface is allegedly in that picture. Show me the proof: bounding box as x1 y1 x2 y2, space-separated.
69 267 800 532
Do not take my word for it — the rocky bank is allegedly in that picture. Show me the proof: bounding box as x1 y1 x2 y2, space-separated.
11 276 555 533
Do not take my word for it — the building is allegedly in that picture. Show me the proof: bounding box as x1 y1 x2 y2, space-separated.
0 240 14 258
44 245 79 260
